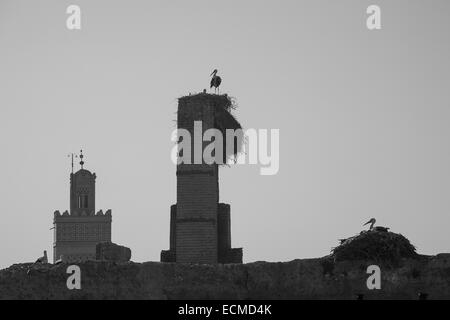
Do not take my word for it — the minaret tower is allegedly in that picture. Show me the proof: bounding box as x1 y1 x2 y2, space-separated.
53 150 112 263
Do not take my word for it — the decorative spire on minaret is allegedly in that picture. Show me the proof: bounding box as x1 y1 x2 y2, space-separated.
68 153 78 174
79 149 85 169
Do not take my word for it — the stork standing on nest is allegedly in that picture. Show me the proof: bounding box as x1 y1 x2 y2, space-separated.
364 218 390 232
210 69 222 94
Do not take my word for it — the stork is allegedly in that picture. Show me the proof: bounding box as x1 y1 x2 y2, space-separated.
210 69 222 94
27 250 48 274
35 250 48 264
363 218 390 232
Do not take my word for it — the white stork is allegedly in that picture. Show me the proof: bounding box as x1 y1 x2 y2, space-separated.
27 250 48 274
210 69 222 94
35 250 48 264
363 218 390 232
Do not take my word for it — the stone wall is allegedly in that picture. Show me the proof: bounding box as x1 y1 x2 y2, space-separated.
1 254 450 299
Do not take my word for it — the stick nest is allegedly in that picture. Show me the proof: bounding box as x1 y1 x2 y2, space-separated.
331 230 418 263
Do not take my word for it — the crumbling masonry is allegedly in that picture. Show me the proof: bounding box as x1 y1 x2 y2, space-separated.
161 93 243 264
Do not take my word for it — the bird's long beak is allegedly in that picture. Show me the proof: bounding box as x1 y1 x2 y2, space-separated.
363 220 371 226
210 70 216 76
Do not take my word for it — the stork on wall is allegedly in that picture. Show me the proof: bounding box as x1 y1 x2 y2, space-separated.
210 69 222 94
27 250 48 274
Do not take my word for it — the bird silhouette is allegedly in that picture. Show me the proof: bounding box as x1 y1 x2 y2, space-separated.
363 218 390 232
35 250 48 264
210 69 222 94
27 250 48 275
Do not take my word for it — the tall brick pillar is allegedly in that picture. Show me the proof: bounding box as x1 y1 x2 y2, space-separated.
176 95 220 263
161 93 243 264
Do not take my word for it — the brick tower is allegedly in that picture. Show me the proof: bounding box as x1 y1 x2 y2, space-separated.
161 93 243 264
53 151 112 263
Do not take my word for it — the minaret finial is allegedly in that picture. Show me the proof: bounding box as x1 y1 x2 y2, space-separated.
68 153 78 174
79 149 85 169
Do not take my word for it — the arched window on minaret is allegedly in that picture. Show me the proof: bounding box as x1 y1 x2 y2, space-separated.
77 194 89 209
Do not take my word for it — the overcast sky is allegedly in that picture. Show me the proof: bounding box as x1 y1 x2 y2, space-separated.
1 0 450 268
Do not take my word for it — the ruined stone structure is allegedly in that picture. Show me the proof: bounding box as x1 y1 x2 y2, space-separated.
96 242 131 262
161 93 243 264
53 153 112 263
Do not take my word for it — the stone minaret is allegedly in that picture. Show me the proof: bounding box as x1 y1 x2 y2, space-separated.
53 151 112 263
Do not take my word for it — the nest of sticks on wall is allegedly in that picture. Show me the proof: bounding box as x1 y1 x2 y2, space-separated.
331 230 418 264
179 93 244 164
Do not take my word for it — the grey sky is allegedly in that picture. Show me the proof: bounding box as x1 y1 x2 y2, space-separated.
1 0 449 269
